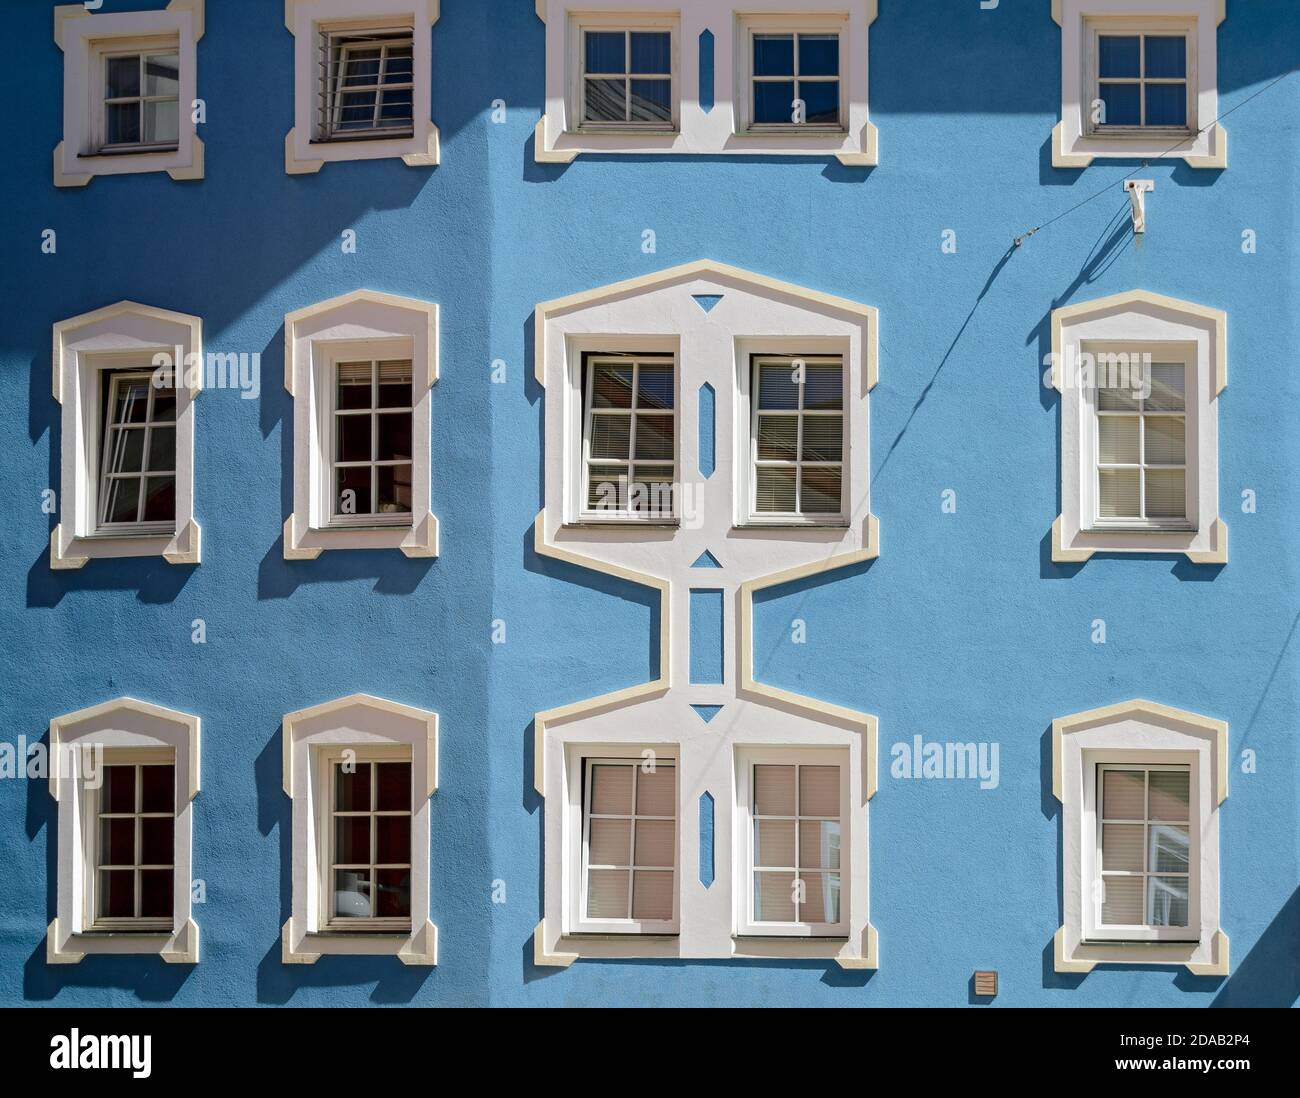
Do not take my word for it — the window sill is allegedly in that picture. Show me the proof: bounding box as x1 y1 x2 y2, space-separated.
566 518 680 529
734 521 849 530
81 146 180 159
281 916 437 966
1055 926 1228 976
310 132 415 146
568 126 679 138
47 917 199 965
51 520 201 570
283 513 438 561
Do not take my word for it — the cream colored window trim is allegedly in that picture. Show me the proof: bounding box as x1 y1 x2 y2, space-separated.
281 694 438 965
1052 699 1228 976
1051 289 1227 564
54 1 205 187
47 698 200 965
283 290 438 559
51 301 202 570
535 1 878 165
284 0 440 174
1050 0 1226 169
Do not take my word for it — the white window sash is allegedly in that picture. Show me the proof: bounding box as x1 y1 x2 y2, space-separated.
318 29 416 142
1084 17 1197 139
89 35 183 156
95 369 177 536
737 18 849 135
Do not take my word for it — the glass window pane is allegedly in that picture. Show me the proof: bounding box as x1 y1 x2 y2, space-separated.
1144 35 1186 78
377 361 412 407
1099 417 1140 464
1145 82 1187 127
1145 469 1186 518
143 100 178 145
334 869 371 917
375 868 411 918
1101 823 1144 872
377 411 412 461
140 816 173 865
756 467 797 512
589 413 631 460
584 78 627 122
586 869 630 918
334 816 371 865
585 31 626 73
591 364 634 408
140 869 172 919
335 763 371 811
1098 35 1140 78
635 764 674 816
801 872 840 923
587 466 625 511
151 388 177 423
1099 469 1140 518
1098 380 1139 412
754 80 796 124
800 80 840 125
1099 82 1141 126
590 763 634 814
631 870 673 920
1146 364 1185 411
377 463 412 514
754 764 795 815
1101 874 1144 924
799 766 840 816
634 820 675 867
114 378 151 423
140 764 174 813
630 79 671 123
630 31 670 74
142 475 175 523
103 765 136 814
753 34 794 76
106 427 146 474
636 365 674 409
102 476 141 524
757 416 798 461
106 102 141 145
382 45 413 83
376 762 410 812
336 466 372 516
803 365 843 409
379 87 413 124
632 467 674 514
100 817 135 867
146 426 175 473
376 815 411 865
800 466 842 513
337 413 372 463
634 414 674 460
801 416 842 462
342 47 382 85
1148 769 1190 820
754 819 796 867
107 54 142 98
799 34 839 76
799 820 840 869
337 364 372 408
99 869 135 918
1144 417 1185 464
758 364 800 410
754 871 796 921
588 818 632 866
1150 824 1190 873
1102 769 1146 819
1148 875 1189 926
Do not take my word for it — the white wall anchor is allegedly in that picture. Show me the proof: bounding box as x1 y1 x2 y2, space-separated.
1125 179 1155 234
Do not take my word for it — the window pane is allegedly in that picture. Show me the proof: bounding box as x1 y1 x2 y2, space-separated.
140 765 174 813
102 476 141 524
758 364 800 410
755 819 796 867
140 816 173 865
590 764 634 814
1101 823 1144 872
379 87 413 124
107 54 142 97
1145 469 1186 518
754 871 796 921
1145 35 1186 78
1098 35 1140 78
803 365 843 409
1098 469 1140 518
99 869 135 918
754 764 795 815
103 766 136 814
757 416 798 461
635 764 675 816
634 414 674 460
334 869 371 917
1099 417 1139 464
753 34 794 76
107 427 145 474
630 31 670 74
591 364 634 408
143 98 179 144
636 365 674 409
337 364 372 408
630 80 671 123
1101 875 1144 924
589 818 632 866
336 466 372 516
139 870 172 919
1148 769 1190 820
586 869 630 918
1148 876 1189 926
1101 769 1146 819
585 31 625 73
801 416 842 462
802 872 840 923
338 91 378 129
375 762 410 812
1144 417 1185 464
1150 824 1190 873
631 870 673 920
634 820 675 867
342 47 382 85
1145 83 1187 127
376 815 410 865
800 466 842 513
100 817 135 866
1098 380 1139 412
106 102 141 145
1099 82 1141 126
631 467 674 514
1146 364 1185 411
382 45 413 83
335 816 371 865
337 414 371 463
584 79 627 122
799 820 840 869
587 466 624 511
800 81 840 125
377 411 412 461
799 766 840 816
378 361 412 407
146 426 175 473
754 80 796 124
589 414 631 460
335 763 371 811
376 868 411 918
151 388 177 422
756 467 797 512
799 34 839 76
377 464 412 513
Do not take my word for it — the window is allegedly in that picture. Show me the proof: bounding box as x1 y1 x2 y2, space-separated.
751 356 845 521
1051 292 1226 564
282 695 438 965
581 354 676 520
1091 30 1190 132
579 28 674 129
283 291 437 559
98 371 178 533
1094 765 1193 939
318 29 414 141
739 757 846 936
91 760 176 932
749 31 842 129
325 754 413 930
48 698 199 964
52 302 201 569
286 1 439 173
578 758 677 931
54 2 203 186
330 360 414 525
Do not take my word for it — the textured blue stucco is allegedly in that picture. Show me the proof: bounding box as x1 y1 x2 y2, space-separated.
0 0 1296 1007
689 589 725 685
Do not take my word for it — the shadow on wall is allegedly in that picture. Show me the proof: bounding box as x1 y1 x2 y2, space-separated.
1211 887 1300 1007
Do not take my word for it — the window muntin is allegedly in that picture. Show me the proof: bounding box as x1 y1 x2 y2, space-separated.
1096 764 1193 936
318 29 415 142
580 28 673 129
331 359 414 525
1091 29 1191 132
97 370 177 532
1094 356 1188 528
748 762 843 932
91 762 175 932
326 757 413 930
749 30 842 129
100 48 180 151
751 355 845 521
581 354 676 520
579 758 677 929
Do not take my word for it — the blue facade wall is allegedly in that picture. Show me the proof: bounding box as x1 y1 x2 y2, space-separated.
0 0 1296 1006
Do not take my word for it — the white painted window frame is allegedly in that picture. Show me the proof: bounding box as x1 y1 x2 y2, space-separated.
47 698 200 965
281 694 438 965
283 291 438 559
51 302 202 570
285 0 439 174
1052 700 1227 975
734 747 849 939
1084 17 1196 138
96 369 180 536
734 14 848 136
93 39 182 155
535 1 877 165
569 13 681 135
1051 0 1226 169
570 752 679 936
53 1 204 188
1051 290 1226 564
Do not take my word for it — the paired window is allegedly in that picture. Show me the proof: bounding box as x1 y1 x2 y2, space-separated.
99 45 181 152
330 359 414 525
579 28 673 129
1091 29 1190 132
91 760 176 932
751 356 845 520
97 371 178 533
317 28 415 142
326 755 413 930
749 30 842 129
1095 764 1192 937
581 354 676 520
580 758 677 929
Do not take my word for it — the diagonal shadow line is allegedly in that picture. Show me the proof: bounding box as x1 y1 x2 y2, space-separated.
1239 608 1300 750
872 243 1019 488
